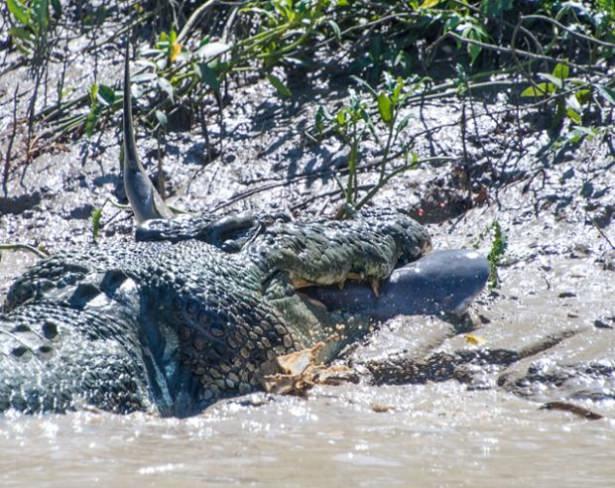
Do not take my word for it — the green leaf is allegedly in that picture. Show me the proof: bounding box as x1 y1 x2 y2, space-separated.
155 110 168 127
89 83 99 104
596 85 615 105
50 0 61 16
481 0 514 17
197 63 220 94
391 77 404 106
540 73 563 89
468 43 481 65
327 19 341 40
552 63 569 80
91 208 103 241
131 71 157 83
157 77 174 102
267 74 292 98
350 75 377 97
462 25 487 65
396 114 412 134
196 41 230 60
565 108 581 124
407 151 420 167
570 125 596 137
377 91 393 125
32 0 49 32
566 94 581 112
563 125 596 145
8 26 34 43
7 0 30 25
575 88 591 104
315 106 327 134
97 84 116 106
336 108 348 128
420 0 441 8
85 84 99 138
520 82 556 97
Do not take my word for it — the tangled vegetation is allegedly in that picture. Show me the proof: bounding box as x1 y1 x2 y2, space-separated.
1 0 614 219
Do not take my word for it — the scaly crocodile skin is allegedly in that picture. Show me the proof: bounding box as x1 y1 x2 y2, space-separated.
0 209 430 416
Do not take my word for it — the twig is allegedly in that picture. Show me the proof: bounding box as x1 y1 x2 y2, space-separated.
522 14 615 49
177 0 219 43
0 244 48 259
2 86 19 197
446 32 606 73
593 222 615 250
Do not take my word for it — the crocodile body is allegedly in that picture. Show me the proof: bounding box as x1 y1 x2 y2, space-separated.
0 211 430 416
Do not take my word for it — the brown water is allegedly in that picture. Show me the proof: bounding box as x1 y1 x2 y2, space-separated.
1 383 614 488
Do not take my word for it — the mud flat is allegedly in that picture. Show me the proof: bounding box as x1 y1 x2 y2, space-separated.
0 12 614 487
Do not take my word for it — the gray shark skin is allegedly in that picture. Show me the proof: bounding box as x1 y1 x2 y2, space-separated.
305 250 489 319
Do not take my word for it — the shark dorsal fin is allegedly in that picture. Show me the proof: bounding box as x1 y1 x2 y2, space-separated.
123 41 173 223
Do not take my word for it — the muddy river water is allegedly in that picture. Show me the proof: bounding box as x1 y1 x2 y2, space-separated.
1 385 614 487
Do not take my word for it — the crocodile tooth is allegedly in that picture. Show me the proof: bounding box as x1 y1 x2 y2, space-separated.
370 278 380 297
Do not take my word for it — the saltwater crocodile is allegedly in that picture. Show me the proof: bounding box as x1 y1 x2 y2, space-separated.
0 46 488 417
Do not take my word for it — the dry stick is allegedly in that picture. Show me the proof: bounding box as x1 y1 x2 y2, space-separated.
460 96 471 198
510 18 545 97
291 185 372 213
354 156 457 212
2 86 19 197
89 11 156 53
446 32 606 73
245 118 462 190
593 222 615 250
313 11 414 50
221 5 240 44
522 14 615 49
24 66 43 170
177 0 219 43
0 244 48 259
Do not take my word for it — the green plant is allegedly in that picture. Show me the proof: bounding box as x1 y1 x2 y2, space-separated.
6 0 60 58
90 207 103 242
85 83 117 137
314 73 430 216
487 220 507 290
521 62 615 132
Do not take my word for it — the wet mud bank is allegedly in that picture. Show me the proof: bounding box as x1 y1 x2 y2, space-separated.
0 14 614 485
1 40 614 411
